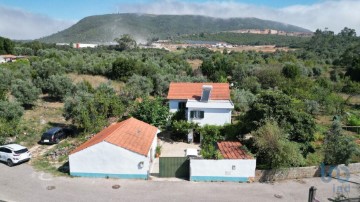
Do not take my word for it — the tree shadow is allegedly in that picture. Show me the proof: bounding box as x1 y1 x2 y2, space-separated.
57 161 70 175
158 130 175 144
42 95 61 103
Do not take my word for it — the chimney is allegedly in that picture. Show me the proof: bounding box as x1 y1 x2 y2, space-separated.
201 85 212 102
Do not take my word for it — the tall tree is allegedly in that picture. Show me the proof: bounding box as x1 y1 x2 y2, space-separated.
323 120 358 165
342 44 360 82
114 34 137 51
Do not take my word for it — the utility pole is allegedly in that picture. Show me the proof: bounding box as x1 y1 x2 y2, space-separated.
308 186 319 202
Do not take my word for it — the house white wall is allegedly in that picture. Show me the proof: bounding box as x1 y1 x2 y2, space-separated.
187 108 232 126
190 159 256 182
0 57 5 64
69 141 151 179
170 100 232 126
147 130 159 169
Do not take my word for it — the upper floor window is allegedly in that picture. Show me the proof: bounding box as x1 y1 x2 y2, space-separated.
190 111 204 119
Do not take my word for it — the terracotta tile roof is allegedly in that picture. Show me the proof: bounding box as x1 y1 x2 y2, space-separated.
0 55 16 59
167 82 230 100
70 117 158 156
217 141 252 159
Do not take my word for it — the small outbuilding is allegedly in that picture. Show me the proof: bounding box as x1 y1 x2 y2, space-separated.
69 117 159 179
190 141 256 182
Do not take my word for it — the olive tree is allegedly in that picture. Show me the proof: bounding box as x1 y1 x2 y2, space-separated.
252 120 305 169
11 79 41 108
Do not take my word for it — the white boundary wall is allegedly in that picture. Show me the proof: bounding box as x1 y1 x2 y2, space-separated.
190 159 256 182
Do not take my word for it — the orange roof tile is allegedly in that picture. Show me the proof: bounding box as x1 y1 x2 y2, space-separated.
70 117 158 156
0 55 16 58
217 141 252 159
167 82 230 100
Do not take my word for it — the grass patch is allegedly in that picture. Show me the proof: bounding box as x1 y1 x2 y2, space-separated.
305 150 324 166
31 157 68 176
67 73 124 92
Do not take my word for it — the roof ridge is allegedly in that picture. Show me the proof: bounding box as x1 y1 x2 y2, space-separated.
104 118 131 141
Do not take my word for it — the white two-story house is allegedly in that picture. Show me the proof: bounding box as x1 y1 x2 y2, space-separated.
167 82 234 127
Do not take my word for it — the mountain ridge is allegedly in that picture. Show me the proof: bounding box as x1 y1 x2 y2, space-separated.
39 13 312 43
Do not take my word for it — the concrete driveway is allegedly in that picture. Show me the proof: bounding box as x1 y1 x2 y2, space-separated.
159 139 200 157
1 163 360 202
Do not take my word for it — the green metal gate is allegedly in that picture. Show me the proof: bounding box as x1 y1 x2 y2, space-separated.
159 157 189 178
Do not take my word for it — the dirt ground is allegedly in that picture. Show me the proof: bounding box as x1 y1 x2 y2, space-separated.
187 59 202 70
67 73 124 92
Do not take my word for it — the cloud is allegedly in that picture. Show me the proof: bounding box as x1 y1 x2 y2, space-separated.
118 0 360 33
0 6 75 40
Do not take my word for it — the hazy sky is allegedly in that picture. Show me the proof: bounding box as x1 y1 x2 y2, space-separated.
0 0 359 40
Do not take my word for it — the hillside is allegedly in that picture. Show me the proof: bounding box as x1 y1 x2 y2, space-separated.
39 13 311 43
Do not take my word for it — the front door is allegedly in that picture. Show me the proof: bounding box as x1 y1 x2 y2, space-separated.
193 130 201 143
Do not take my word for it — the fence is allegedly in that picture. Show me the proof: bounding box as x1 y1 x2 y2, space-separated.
255 163 360 182
159 157 189 178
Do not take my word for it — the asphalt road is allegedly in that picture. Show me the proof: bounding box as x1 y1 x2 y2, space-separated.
0 163 359 202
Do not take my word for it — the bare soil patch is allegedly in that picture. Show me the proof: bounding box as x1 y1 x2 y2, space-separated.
67 73 124 92
315 115 333 126
210 45 293 53
187 59 202 70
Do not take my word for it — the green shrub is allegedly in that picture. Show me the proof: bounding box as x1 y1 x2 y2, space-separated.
63 84 123 132
305 151 324 166
11 79 40 108
46 74 74 100
130 97 169 129
252 120 305 169
324 121 358 165
347 114 360 126
171 120 199 141
282 63 301 79
199 125 225 159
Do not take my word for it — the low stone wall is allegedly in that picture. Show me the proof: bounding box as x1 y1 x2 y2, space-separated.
255 163 360 182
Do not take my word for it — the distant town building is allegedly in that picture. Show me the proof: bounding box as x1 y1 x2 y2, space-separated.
56 43 70 46
227 29 313 37
73 43 98 48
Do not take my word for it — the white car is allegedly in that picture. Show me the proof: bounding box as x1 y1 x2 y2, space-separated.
0 144 31 167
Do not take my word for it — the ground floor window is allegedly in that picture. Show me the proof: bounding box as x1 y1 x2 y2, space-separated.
190 110 204 119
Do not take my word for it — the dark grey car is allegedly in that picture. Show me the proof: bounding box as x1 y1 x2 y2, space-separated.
40 127 66 144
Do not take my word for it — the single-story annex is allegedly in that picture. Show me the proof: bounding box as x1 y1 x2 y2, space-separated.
69 117 159 179
190 141 256 182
